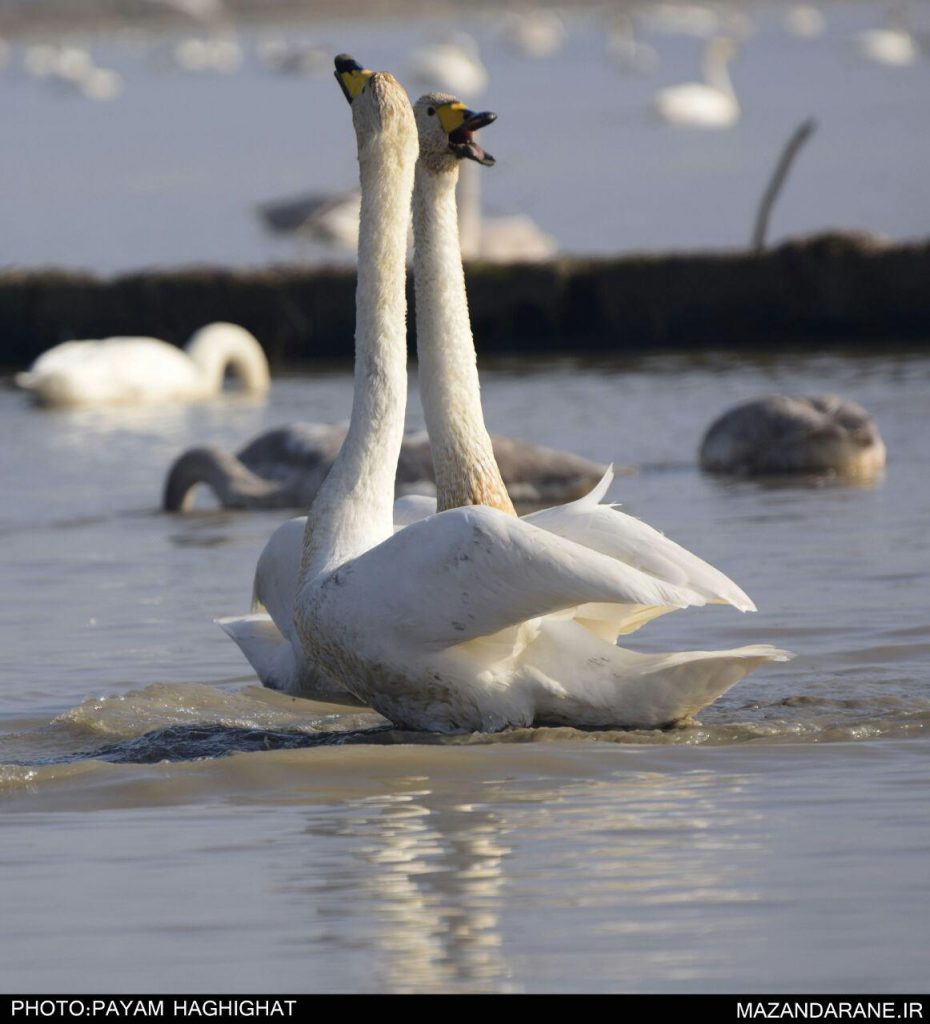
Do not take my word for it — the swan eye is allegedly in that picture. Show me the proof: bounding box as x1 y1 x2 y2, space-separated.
427 107 435 116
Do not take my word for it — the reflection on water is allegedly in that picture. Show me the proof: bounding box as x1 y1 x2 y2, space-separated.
303 789 514 992
1 735 929 990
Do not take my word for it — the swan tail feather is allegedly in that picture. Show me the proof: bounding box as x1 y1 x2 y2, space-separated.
522 619 792 728
216 614 296 692
217 613 366 706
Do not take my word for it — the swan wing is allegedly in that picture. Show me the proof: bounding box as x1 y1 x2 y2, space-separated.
251 496 439 625
392 493 438 527
217 612 363 704
313 504 703 651
217 613 300 692
523 618 792 729
251 517 306 630
524 468 756 611
19 338 200 403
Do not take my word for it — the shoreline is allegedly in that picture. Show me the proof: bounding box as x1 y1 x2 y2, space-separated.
2 233 928 367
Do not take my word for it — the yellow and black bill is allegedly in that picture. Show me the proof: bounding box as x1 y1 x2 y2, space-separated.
436 101 497 166
334 54 374 104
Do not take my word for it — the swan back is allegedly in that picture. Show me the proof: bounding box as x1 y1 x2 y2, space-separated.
17 337 202 406
184 322 270 394
655 35 739 127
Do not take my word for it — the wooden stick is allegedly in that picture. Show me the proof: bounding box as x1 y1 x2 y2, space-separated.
752 118 817 253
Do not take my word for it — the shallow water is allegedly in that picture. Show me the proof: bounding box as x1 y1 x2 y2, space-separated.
2 1 929 272
1 351 929 991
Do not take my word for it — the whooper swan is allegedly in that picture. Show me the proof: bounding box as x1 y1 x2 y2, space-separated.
223 59 789 730
16 322 270 407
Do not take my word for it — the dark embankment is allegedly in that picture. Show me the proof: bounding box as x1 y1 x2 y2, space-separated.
2 234 928 368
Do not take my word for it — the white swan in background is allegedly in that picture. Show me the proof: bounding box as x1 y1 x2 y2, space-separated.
404 31 555 261
406 33 489 98
144 0 242 72
258 190 363 248
16 322 269 407
654 36 739 128
23 44 123 100
784 5 827 40
222 61 788 729
856 26 918 67
642 3 719 38
171 35 242 73
455 151 557 261
500 8 566 58
699 395 886 478
605 12 660 75
257 35 329 76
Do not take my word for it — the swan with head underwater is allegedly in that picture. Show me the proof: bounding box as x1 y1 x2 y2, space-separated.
16 322 270 407
222 56 790 730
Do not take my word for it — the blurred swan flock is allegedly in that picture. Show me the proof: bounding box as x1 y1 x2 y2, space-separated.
4 1 926 265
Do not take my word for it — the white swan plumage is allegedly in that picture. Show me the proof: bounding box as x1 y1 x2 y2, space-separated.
405 33 489 98
643 3 720 38
856 27 918 67
405 33 556 262
221 62 788 731
605 12 659 75
654 36 740 128
500 9 566 59
784 5 826 39
16 322 270 407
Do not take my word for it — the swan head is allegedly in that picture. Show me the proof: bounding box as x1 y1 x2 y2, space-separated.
334 54 414 144
414 92 497 174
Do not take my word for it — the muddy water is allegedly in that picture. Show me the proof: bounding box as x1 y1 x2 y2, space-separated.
1 352 928 991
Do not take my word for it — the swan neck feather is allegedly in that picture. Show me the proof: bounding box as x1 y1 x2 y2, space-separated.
302 105 417 579
413 163 515 516
162 447 280 511
703 43 735 98
184 323 270 394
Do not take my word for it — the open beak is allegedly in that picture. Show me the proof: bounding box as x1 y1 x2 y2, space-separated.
437 102 497 166
334 53 374 104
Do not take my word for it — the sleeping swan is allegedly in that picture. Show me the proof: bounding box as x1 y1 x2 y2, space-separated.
699 394 886 478
16 322 270 407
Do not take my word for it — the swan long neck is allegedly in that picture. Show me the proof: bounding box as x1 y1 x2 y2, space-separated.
456 159 482 260
301 118 416 579
703 43 735 98
184 324 271 394
162 447 281 511
413 163 515 516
